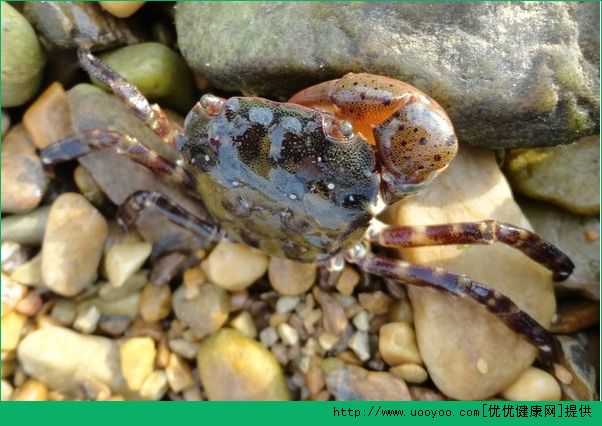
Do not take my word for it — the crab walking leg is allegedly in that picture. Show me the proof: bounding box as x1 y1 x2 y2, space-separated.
40 129 198 195
119 191 222 242
78 48 181 149
345 245 561 369
367 219 574 282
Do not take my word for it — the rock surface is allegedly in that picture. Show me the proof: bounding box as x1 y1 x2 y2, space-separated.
41 193 108 296
176 2 599 148
393 145 556 400
197 328 290 400
1 2 46 107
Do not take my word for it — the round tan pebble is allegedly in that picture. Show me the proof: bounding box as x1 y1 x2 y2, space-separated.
379 322 422 366
389 363 428 384
335 266 360 296
203 240 268 291
11 379 48 401
172 283 230 339
1 379 14 400
104 241 152 287
140 283 172 322
183 266 206 287
358 291 391 315
50 299 76 325
1 310 27 351
501 367 561 401
165 353 195 393
99 1 145 18
269 257 316 296
15 290 42 316
228 311 257 338
120 337 156 392
139 370 168 400
197 328 290 400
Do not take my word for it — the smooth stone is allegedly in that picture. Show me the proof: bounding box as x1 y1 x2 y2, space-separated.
228 311 257 339
269 257 317 296
11 254 43 287
23 82 72 149
42 193 108 296
506 135 600 214
277 323 299 347
86 292 141 319
99 42 196 113
105 241 152 287
1 274 27 314
23 2 141 50
1 2 46 107
139 370 168 400
378 322 422 366
1 241 29 275
203 240 269 291
98 272 146 301
394 145 556 400
73 304 101 334
165 353 195 392
1 125 47 214
149 252 188 286
322 358 411 401
1 379 13 400
99 1 145 18
1 310 27 351
176 2 599 149
1 206 50 245
67 84 209 257
17 326 130 397
501 367 561 401
335 266 360 296
197 328 290 400
389 363 428 384
348 331 370 362
11 379 49 401
97 315 131 337
172 283 230 339
313 288 348 336
521 200 600 300
139 283 172 322
73 166 106 208
358 291 391 315
120 337 156 392
50 299 76 326
15 291 43 317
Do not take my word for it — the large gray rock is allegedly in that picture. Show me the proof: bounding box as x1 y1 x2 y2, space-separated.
175 2 599 149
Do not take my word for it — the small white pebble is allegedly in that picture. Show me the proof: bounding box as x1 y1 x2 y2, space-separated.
1 379 14 400
501 367 561 401
318 332 339 351
168 339 200 360
276 296 300 314
259 326 279 347
229 311 257 338
73 305 101 334
352 310 371 331
348 331 370 361
139 370 169 400
277 323 299 346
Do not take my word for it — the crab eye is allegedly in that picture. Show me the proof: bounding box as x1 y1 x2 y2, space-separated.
200 94 226 116
322 114 354 143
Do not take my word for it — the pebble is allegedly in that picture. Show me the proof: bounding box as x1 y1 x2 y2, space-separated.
149 252 187 286
313 288 348 335
269 257 317 296
389 364 428 384
352 310 371 331
2 110 9 135
259 326 279 348
73 166 106 208
98 273 146 301
99 1 145 18
86 292 141 319
140 283 172 322
197 328 290 400
10 254 42 287
305 356 325 395
348 331 370 362
394 146 556 400
120 337 156 392
1 379 13 400
229 311 257 339
505 136 599 214
139 370 168 400
42 193 108 296
335 266 361 296
409 386 446 401
166 353 195 392
1 125 47 214
73 305 102 334
276 296 300 314
1 2 46 107
277 323 299 346
50 299 77 326
14 291 42 317
1 206 50 245
203 240 269 291
1 310 27 351
104 241 152 288
318 333 339 352
378 322 422 366
17 326 130 396
182 386 203 401
183 266 206 288
358 291 391 315
23 82 72 149
168 339 200 360
388 298 414 324
551 298 600 334
11 379 49 401
97 315 131 337
98 42 196 113
1 241 29 275
172 283 230 339
2 274 27 314
322 358 411 401
500 367 561 401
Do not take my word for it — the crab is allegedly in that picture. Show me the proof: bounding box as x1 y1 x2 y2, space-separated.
41 49 574 375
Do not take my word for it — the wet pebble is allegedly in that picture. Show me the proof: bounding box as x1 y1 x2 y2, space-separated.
1 125 47 214
1 2 46 107
500 367 561 401
140 283 172 322
23 82 72 149
322 358 411 401
269 257 316 296
104 241 152 288
197 328 290 400
172 283 230 339
42 193 108 296
378 322 422 366
203 240 269 291
120 337 156 392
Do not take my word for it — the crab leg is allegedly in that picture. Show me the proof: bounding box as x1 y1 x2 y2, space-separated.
119 190 222 242
367 219 574 281
78 48 182 149
345 244 560 369
40 129 197 195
